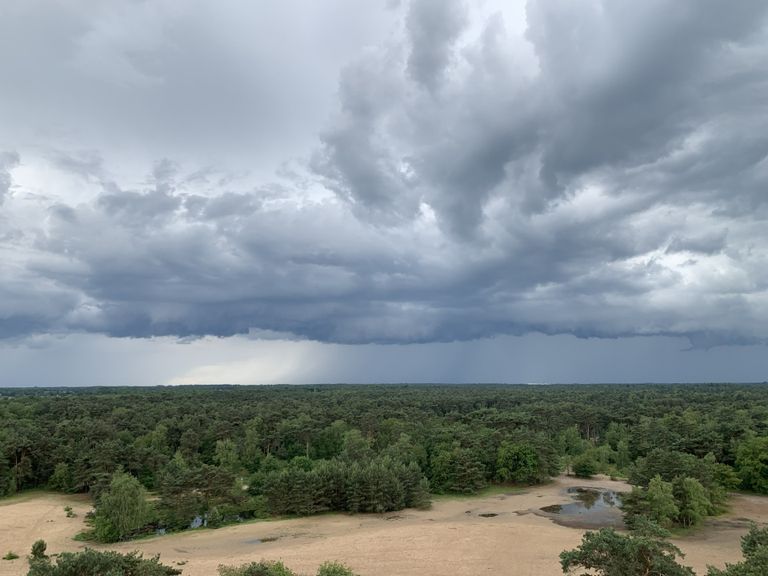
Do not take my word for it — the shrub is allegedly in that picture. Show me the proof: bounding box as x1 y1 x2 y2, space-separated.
218 560 296 576
741 523 768 559
317 561 358 576
26 547 180 576
217 560 359 576
560 518 694 576
572 453 599 478
30 540 47 560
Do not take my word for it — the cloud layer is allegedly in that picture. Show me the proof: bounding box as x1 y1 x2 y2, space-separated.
2 0 768 348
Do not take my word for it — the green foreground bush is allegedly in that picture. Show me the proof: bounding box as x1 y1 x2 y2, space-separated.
561 520 768 576
26 548 181 576
219 560 357 576
25 543 357 576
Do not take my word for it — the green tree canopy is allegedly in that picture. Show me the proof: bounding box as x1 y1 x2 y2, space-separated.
673 476 711 528
735 437 768 494
572 452 599 478
496 442 540 484
93 471 154 543
645 475 679 527
560 518 695 576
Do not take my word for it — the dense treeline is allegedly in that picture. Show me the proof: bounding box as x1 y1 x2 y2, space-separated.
2 384 768 540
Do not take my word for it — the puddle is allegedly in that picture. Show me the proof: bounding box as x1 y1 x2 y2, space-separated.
538 487 624 529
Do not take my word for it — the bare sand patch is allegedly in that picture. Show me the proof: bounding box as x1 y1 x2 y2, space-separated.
673 492 768 572
0 492 90 576
1 477 765 576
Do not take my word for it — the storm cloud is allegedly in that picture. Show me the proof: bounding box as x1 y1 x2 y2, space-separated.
2 0 768 351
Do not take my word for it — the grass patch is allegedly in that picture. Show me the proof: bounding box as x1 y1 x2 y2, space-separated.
74 530 95 542
0 489 90 511
668 525 702 538
2 551 19 561
0 488 51 506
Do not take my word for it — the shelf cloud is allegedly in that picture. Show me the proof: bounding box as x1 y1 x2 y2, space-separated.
2 0 768 360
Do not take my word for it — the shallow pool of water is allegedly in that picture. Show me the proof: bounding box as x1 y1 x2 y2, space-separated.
539 487 624 528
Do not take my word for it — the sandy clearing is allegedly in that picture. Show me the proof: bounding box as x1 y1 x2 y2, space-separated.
0 477 764 576
674 492 768 572
0 492 90 576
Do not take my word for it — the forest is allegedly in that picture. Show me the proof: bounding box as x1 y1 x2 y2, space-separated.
2 383 768 555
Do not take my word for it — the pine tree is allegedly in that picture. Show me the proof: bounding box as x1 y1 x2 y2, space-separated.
451 448 486 494
560 518 695 576
263 471 290 515
0 451 12 496
345 463 365 513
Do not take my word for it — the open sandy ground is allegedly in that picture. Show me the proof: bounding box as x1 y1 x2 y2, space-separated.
1 476 766 576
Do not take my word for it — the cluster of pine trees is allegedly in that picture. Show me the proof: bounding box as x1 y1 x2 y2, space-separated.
88 450 433 540
258 456 430 515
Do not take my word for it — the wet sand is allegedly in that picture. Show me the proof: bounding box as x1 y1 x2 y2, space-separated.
1 476 764 576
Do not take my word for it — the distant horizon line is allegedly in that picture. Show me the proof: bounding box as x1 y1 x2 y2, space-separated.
1 381 767 390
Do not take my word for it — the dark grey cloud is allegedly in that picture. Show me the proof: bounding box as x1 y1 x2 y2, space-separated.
406 0 466 93
312 54 420 223
528 0 767 190
2 0 768 352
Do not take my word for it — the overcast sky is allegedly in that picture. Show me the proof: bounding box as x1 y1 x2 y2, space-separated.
2 0 768 386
